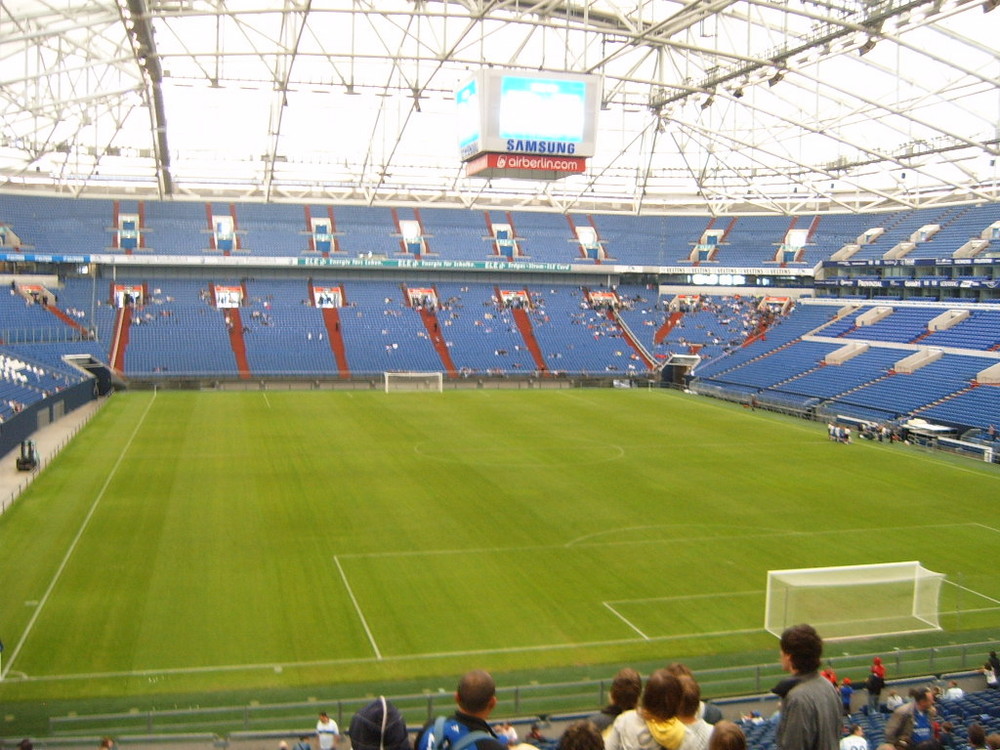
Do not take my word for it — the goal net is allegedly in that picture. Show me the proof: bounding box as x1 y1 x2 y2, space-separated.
765 561 945 640
384 371 444 393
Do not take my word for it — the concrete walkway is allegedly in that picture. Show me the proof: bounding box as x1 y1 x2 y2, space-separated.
0 397 106 516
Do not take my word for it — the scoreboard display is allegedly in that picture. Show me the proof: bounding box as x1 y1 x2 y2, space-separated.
457 69 600 162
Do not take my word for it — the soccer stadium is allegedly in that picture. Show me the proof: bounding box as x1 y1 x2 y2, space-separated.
1 1 999 749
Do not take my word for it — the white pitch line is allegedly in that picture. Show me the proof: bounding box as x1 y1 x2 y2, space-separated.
972 522 1000 536
5 623 770 685
945 579 1000 605
262 392 271 409
608 589 763 605
603 602 649 640
334 555 382 660
335 522 982 560
1 390 158 680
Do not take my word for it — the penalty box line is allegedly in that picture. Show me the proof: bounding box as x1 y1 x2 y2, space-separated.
604 590 764 642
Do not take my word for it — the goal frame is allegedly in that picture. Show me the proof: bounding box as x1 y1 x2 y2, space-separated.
383 371 444 393
764 561 946 641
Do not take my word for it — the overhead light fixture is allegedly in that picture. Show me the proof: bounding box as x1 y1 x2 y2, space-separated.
858 38 878 55
768 71 785 87
985 0 999 11
701 95 715 110
733 87 744 99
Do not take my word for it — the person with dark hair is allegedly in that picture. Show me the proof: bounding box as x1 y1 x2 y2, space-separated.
884 688 935 747
588 668 643 736
560 720 605 750
349 696 412 750
708 721 746 750
841 725 868 750
666 663 723 725
318 712 341 750
606 669 684 750
937 722 957 750
774 624 842 750
414 670 506 750
677 674 713 750
967 724 987 750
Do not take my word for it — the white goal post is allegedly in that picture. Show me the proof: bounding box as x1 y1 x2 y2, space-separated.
765 561 946 640
384 371 444 393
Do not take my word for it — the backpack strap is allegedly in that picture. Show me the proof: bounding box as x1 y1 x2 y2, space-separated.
427 717 449 750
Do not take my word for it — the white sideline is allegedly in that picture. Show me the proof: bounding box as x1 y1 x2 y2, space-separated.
334 555 383 660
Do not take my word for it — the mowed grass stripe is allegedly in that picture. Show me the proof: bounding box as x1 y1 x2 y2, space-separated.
0 389 997 701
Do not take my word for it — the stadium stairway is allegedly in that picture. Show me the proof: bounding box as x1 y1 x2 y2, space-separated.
110 304 132 372
224 308 252 379
910 381 979 418
654 311 685 344
417 306 458 377
511 306 548 373
47 304 92 338
610 309 656 369
321 307 351 378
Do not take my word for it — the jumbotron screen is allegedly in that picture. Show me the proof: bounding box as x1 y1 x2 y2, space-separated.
456 69 600 162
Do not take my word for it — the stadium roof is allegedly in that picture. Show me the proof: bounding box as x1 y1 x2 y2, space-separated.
1 0 998 215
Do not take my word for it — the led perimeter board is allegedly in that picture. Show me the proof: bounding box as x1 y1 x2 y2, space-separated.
456 69 601 162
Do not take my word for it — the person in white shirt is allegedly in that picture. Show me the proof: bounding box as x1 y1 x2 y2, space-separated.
885 691 904 711
942 681 964 701
317 711 339 750
840 725 867 750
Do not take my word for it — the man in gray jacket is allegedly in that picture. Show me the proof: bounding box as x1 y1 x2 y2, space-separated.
775 624 843 750
884 688 935 746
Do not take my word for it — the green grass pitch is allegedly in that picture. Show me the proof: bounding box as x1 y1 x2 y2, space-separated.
1 388 998 713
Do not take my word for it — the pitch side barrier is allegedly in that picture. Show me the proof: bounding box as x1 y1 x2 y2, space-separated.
46 641 999 740
124 374 663 392
689 382 999 464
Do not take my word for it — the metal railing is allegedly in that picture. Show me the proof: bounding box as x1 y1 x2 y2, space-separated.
48 641 998 738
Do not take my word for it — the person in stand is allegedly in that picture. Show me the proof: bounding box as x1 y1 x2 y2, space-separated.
884 688 935 747
866 659 886 714
560 721 605 750
677 674 713 750
587 668 642 736
708 722 746 750
840 725 868 750
942 681 964 701
774 624 842 750
317 712 340 750
349 696 412 750
605 669 684 750
967 724 988 750
414 670 506 750
982 661 999 690
840 679 854 716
